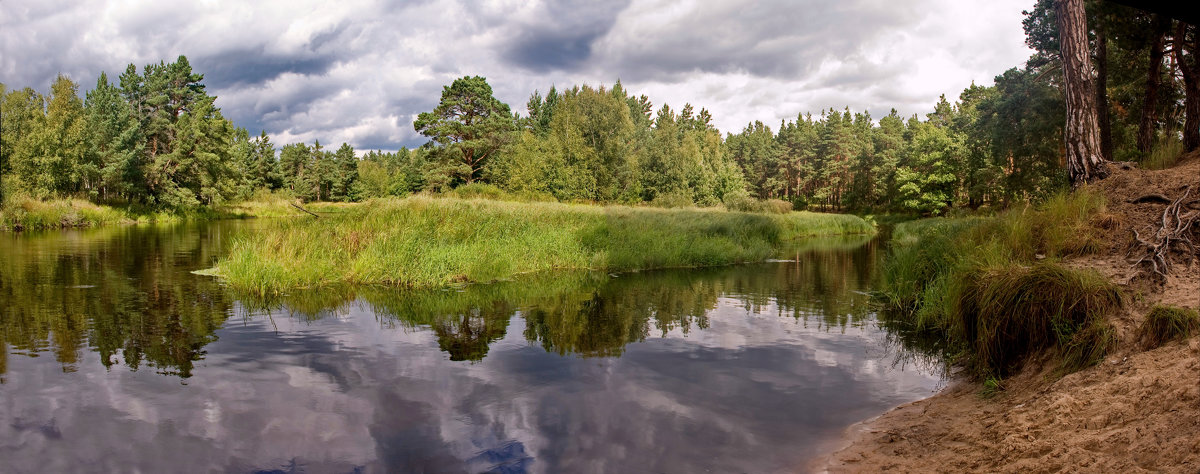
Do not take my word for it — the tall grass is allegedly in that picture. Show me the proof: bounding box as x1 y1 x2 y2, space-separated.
1141 134 1183 170
209 196 875 294
879 188 1122 378
1138 305 1200 350
0 188 363 231
1 197 136 230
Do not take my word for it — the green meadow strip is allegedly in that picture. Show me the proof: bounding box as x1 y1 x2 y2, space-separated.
208 196 874 294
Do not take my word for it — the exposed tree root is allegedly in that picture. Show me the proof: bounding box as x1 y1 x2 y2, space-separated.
1130 194 1171 204
1129 185 1200 282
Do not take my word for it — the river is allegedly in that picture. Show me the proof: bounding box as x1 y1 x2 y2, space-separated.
0 221 941 473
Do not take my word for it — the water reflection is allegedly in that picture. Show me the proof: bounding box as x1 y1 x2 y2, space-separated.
1 224 237 378
1 223 941 473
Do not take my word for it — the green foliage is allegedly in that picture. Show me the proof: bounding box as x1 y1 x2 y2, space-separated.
894 121 962 215
879 189 1120 378
0 197 131 230
445 183 511 201
721 193 792 214
414 76 516 185
208 196 874 294
649 191 695 209
489 83 743 206
1138 305 1200 349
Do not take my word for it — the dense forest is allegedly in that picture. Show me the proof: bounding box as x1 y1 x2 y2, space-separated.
2 1 1197 215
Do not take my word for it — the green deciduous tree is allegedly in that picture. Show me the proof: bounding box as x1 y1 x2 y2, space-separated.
20 75 87 196
895 121 963 215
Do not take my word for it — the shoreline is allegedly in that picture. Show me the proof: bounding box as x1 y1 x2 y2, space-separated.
816 159 1200 473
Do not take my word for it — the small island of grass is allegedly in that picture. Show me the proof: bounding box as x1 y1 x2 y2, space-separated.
204 196 874 294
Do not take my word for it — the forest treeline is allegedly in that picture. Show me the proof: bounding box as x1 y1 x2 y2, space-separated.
2 2 1197 215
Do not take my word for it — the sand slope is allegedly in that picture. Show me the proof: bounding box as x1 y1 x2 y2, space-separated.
820 155 1200 473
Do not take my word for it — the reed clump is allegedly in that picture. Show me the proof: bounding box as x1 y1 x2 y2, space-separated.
879 188 1122 378
209 196 874 294
1138 305 1200 350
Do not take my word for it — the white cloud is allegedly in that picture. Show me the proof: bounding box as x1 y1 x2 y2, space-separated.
1 0 1034 149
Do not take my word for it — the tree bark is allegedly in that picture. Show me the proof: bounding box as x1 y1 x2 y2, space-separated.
1095 16 1113 161
1175 22 1200 153
1137 15 1169 154
1056 0 1109 185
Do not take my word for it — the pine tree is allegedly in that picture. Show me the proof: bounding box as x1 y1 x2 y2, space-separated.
84 72 144 201
414 76 516 184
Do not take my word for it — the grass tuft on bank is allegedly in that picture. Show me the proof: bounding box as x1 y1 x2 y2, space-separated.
878 188 1122 378
1139 305 1200 350
208 196 874 294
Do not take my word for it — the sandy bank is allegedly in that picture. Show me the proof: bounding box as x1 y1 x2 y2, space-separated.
819 156 1200 473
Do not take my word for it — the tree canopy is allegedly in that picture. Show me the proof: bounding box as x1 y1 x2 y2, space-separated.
3 7 1195 215
414 76 516 185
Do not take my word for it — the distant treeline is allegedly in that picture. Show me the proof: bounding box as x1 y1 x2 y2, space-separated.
2 2 1196 214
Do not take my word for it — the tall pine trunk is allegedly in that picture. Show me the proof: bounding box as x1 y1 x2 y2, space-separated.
1176 22 1200 153
1056 0 1108 185
1138 15 1169 154
1095 16 1112 161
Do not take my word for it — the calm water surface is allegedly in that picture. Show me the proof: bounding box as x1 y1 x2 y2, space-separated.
0 221 941 473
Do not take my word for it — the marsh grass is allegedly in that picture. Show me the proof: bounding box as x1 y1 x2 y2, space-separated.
210 196 874 294
1138 305 1200 350
879 188 1121 378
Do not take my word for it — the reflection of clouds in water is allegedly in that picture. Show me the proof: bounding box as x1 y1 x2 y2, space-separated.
1 287 940 473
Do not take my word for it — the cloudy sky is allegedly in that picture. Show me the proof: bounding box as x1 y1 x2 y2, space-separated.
1 0 1034 150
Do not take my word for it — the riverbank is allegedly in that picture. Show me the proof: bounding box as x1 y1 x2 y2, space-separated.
205 196 875 294
0 195 352 231
820 155 1200 472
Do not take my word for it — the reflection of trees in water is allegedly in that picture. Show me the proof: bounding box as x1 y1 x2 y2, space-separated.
231 236 887 362
874 308 953 378
364 235 882 360
3 228 909 372
433 305 511 361
521 274 717 357
0 224 238 378
724 235 879 331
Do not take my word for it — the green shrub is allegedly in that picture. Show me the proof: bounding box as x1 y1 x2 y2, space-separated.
721 194 793 214
722 193 760 212
956 263 1121 377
